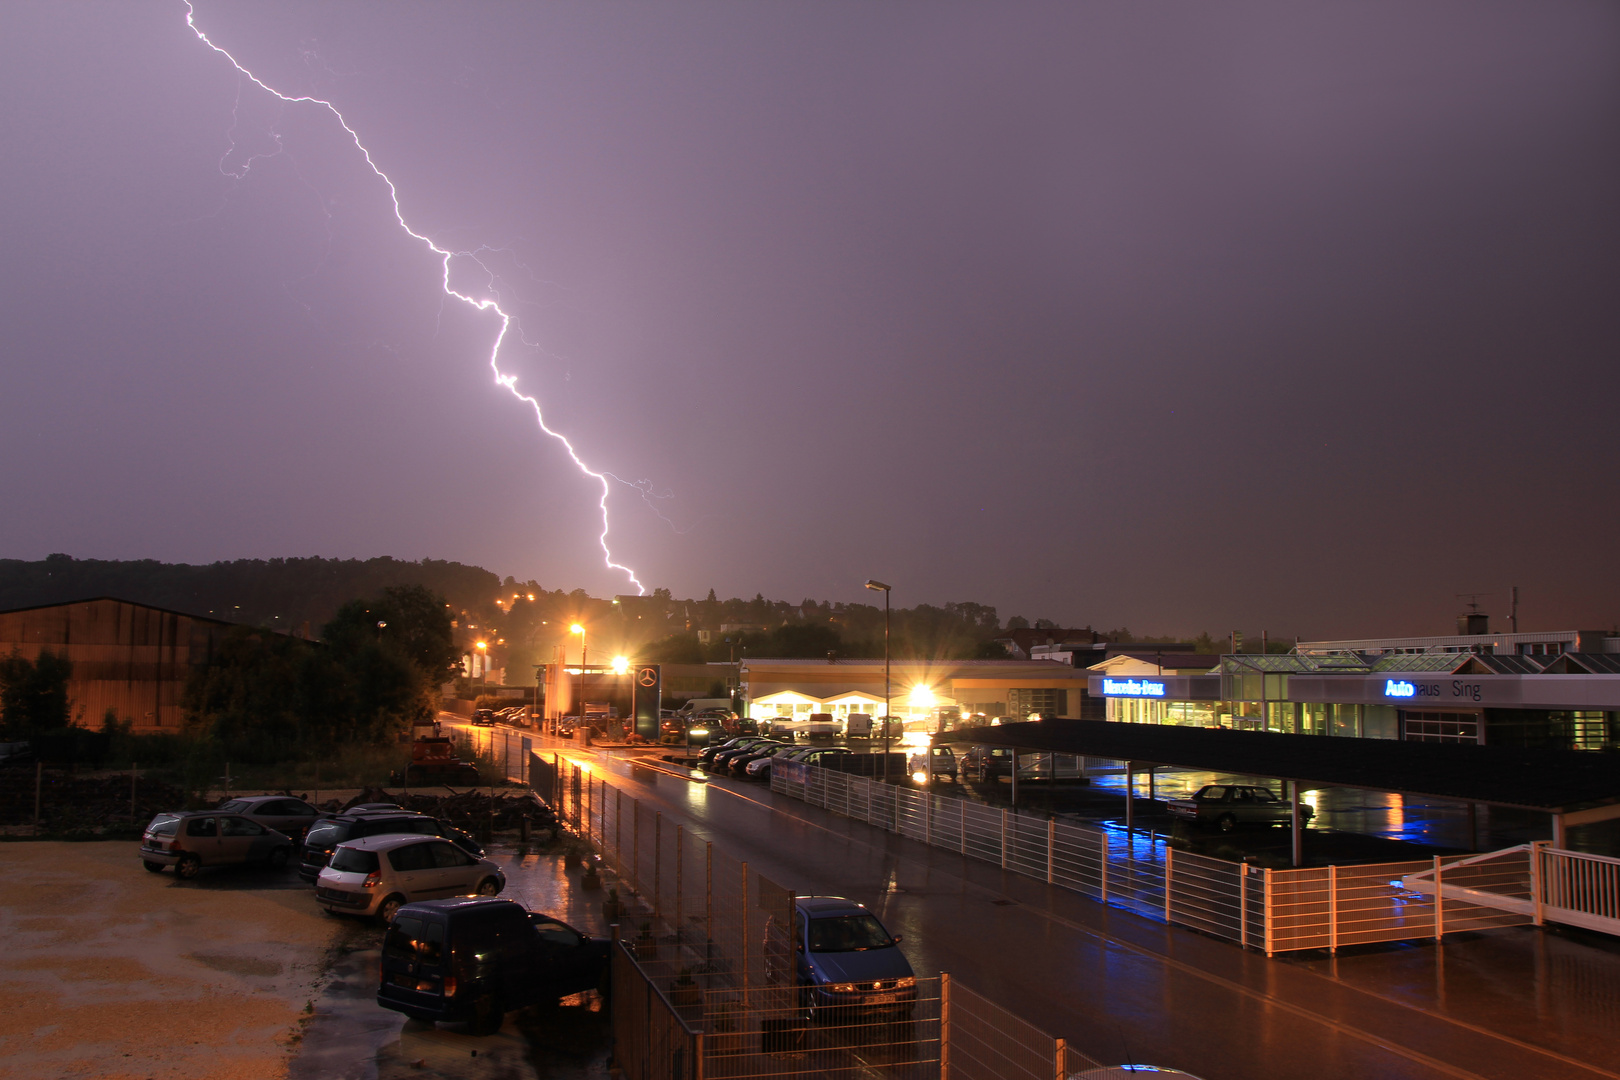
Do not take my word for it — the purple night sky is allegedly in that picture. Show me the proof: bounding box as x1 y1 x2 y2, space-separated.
2 1 1617 638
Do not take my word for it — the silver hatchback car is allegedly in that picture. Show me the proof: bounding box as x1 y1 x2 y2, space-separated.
316 833 506 923
140 811 295 879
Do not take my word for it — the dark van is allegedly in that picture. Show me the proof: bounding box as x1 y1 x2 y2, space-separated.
298 811 485 884
376 898 610 1034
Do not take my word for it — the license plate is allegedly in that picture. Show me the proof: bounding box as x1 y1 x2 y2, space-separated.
869 992 897 1003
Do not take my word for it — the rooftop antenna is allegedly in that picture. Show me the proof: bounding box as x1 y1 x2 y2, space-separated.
1510 585 1519 633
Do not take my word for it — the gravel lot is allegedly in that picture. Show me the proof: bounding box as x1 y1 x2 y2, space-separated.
0 842 340 1080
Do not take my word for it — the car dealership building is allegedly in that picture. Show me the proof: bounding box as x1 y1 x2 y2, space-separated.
1090 644 1620 752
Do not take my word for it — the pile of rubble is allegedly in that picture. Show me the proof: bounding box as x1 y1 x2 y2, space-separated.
335 786 557 833
0 768 188 831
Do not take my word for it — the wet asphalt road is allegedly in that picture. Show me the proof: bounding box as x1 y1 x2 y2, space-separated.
516 733 1620 1080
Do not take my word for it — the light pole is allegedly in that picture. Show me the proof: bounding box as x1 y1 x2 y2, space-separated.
475 641 488 698
611 655 629 737
570 623 586 735
865 579 892 783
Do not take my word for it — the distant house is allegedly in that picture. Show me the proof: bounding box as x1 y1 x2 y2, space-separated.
0 597 242 732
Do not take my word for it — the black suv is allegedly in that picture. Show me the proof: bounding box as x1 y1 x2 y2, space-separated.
376 898 610 1034
298 811 485 884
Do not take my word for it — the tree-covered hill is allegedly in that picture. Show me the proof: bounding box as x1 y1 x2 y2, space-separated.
0 554 500 634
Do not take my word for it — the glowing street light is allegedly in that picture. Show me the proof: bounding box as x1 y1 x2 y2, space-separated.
864 579 892 782
475 640 488 694
611 656 630 676
570 624 587 733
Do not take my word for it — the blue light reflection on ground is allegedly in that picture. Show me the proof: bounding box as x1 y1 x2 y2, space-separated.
1085 767 1557 850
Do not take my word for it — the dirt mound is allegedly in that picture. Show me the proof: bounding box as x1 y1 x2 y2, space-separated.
334 786 557 832
0 768 188 830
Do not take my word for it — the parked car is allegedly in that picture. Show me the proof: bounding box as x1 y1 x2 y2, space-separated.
697 736 760 768
315 834 505 923
763 896 916 1020
1069 1068 1207 1079
216 795 321 845
906 746 958 783
701 737 773 771
139 811 295 879
471 709 497 727
0 741 33 767
299 810 485 884
804 712 842 740
732 742 793 777
1166 785 1311 832
712 739 786 774
376 898 610 1034
746 745 849 780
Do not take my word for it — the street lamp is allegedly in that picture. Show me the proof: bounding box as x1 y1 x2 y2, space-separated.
570 624 586 736
475 641 488 697
865 579 892 782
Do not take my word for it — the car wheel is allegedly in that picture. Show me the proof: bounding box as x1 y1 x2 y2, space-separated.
176 855 201 880
376 895 405 925
142 860 165 873
470 993 504 1036
1217 813 1237 833
476 877 501 897
267 847 290 870
799 984 822 1024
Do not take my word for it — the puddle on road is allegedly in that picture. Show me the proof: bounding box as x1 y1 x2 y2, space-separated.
374 999 610 1080
184 952 284 978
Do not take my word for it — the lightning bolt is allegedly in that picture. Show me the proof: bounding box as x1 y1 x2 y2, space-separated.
182 2 646 595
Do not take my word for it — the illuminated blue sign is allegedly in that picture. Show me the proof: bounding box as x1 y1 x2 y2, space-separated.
1102 678 1166 698
1384 679 1416 698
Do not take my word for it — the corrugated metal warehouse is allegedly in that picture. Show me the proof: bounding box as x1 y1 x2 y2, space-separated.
0 597 237 732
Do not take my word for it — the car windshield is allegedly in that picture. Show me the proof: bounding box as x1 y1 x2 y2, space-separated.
807 914 894 952
330 847 380 874
146 814 179 836
305 821 348 849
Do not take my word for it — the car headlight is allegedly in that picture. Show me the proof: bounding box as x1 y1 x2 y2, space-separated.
826 982 858 993
895 976 916 988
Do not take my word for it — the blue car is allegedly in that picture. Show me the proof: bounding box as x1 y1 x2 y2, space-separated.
764 896 916 1020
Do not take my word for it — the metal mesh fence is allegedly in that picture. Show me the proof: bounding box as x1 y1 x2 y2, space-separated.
698 979 942 1079
542 753 1085 1080
945 974 1093 1080
773 759 1547 956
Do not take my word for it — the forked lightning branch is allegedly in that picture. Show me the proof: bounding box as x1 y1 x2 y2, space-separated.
181 1 646 594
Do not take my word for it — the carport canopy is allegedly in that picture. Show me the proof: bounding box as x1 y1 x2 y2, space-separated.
937 719 1620 841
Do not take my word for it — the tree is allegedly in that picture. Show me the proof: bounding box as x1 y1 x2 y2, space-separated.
0 648 73 738
324 585 459 685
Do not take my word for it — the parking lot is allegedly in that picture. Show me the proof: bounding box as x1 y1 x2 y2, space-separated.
0 831 614 1080
0 841 338 1080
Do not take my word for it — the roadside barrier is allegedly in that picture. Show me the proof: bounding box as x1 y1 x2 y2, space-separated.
770 759 1558 955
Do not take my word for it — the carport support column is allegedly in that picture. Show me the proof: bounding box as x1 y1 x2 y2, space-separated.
1125 762 1135 835
1552 812 1567 849
1010 748 1018 807
1290 781 1303 868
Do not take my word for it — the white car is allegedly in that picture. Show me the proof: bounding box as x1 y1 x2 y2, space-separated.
315 833 506 923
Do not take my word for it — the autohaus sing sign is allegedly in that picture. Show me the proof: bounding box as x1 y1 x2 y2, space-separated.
1285 674 1620 711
